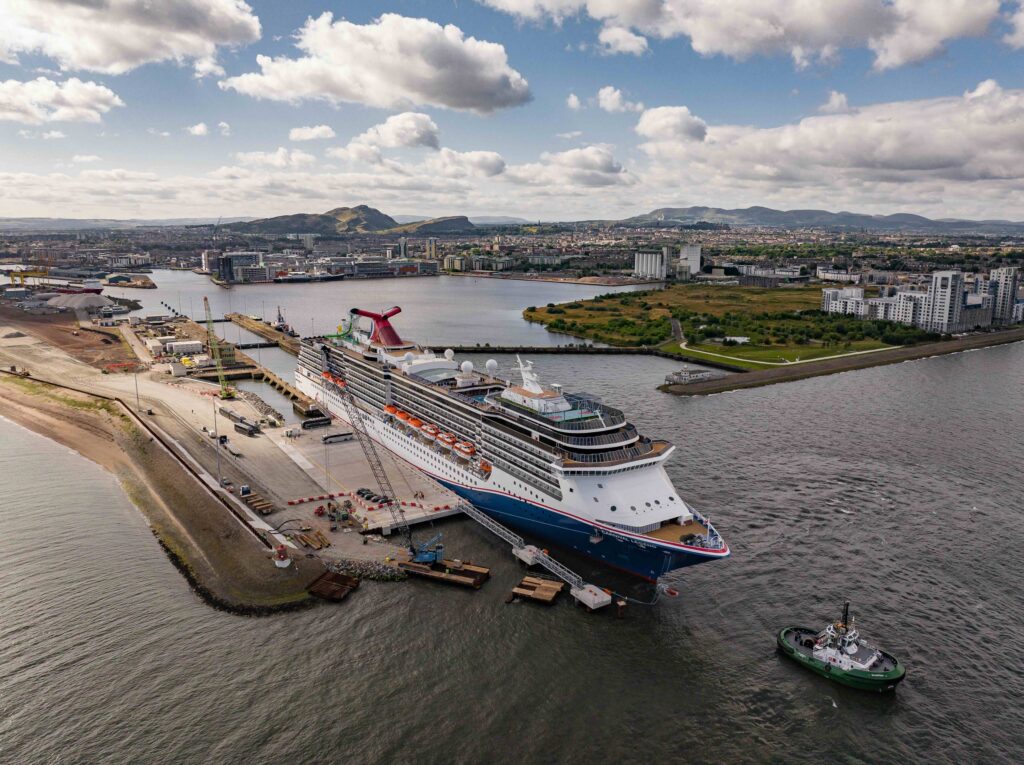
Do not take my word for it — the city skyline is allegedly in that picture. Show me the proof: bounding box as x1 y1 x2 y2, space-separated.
2 1 1024 220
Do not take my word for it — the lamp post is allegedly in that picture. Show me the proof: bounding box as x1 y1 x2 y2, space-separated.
133 367 141 410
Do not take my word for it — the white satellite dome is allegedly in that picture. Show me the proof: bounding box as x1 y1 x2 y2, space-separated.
444 348 455 360
460 360 474 374
485 359 498 375
403 351 414 363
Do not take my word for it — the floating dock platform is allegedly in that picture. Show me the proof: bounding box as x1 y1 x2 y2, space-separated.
511 575 565 604
308 571 361 602
397 559 490 589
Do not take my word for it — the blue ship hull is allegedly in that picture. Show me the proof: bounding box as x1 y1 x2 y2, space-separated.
434 478 720 581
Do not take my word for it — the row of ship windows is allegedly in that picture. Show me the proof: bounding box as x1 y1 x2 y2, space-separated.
482 425 554 462
593 496 676 513
389 428 477 485
484 440 555 483
561 462 655 477
393 386 478 434
491 455 560 499
393 396 476 440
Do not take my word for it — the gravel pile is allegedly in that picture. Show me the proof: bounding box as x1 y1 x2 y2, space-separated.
238 389 285 425
327 559 407 582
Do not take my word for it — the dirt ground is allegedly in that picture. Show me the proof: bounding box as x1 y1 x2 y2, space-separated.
0 304 137 370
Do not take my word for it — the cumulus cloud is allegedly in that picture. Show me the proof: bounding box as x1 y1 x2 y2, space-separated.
234 147 316 169
220 13 530 114
478 0 1004 70
0 0 261 77
327 112 441 166
507 144 634 187
637 79 1024 219
218 121 231 136
18 128 66 139
0 77 123 124
566 92 581 110
71 154 100 163
425 148 507 178
597 86 643 113
635 105 707 144
355 112 440 150
819 90 851 114
290 125 336 141
1007 3 1024 48
186 122 208 136
598 26 648 55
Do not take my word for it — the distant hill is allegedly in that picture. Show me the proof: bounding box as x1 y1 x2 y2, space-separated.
470 216 530 225
618 206 1024 234
387 216 475 234
0 216 252 231
226 206 475 236
228 205 399 236
324 205 399 232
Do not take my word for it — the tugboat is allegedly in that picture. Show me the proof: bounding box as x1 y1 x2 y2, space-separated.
777 602 906 692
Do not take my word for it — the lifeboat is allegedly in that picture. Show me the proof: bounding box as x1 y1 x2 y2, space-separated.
479 460 492 473
421 424 439 441
396 411 410 421
454 442 476 457
437 433 456 448
384 404 398 415
408 418 423 428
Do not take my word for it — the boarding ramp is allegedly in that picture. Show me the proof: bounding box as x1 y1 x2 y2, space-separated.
456 502 611 610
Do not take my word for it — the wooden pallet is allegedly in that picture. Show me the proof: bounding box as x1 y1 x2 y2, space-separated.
511 575 565 604
242 492 275 516
397 558 490 589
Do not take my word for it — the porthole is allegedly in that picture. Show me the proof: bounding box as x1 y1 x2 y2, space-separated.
610 505 617 512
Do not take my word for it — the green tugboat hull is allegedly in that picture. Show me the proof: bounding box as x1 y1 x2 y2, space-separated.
777 627 906 693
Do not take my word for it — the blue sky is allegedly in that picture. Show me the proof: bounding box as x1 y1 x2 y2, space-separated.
2 1 1024 220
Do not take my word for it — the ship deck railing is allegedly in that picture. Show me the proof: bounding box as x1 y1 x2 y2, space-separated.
484 393 626 432
558 438 668 467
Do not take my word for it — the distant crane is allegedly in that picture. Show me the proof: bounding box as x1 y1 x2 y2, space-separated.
203 296 234 399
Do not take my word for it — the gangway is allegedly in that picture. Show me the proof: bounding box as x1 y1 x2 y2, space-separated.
456 501 611 610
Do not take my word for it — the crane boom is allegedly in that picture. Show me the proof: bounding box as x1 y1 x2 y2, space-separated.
318 344 414 552
203 296 233 399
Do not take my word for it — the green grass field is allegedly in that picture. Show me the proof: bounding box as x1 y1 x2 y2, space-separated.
523 283 939 364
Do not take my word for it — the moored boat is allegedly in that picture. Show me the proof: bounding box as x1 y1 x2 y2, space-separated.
294 305 730 581
777 602 906 692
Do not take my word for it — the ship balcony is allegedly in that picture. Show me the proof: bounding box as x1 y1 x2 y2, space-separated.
557 438 671 468
541 424 639 450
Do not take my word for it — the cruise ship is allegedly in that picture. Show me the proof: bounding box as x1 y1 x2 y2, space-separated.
294 307 729 581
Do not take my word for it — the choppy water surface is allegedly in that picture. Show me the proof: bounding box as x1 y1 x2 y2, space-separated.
1 274 1023 763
